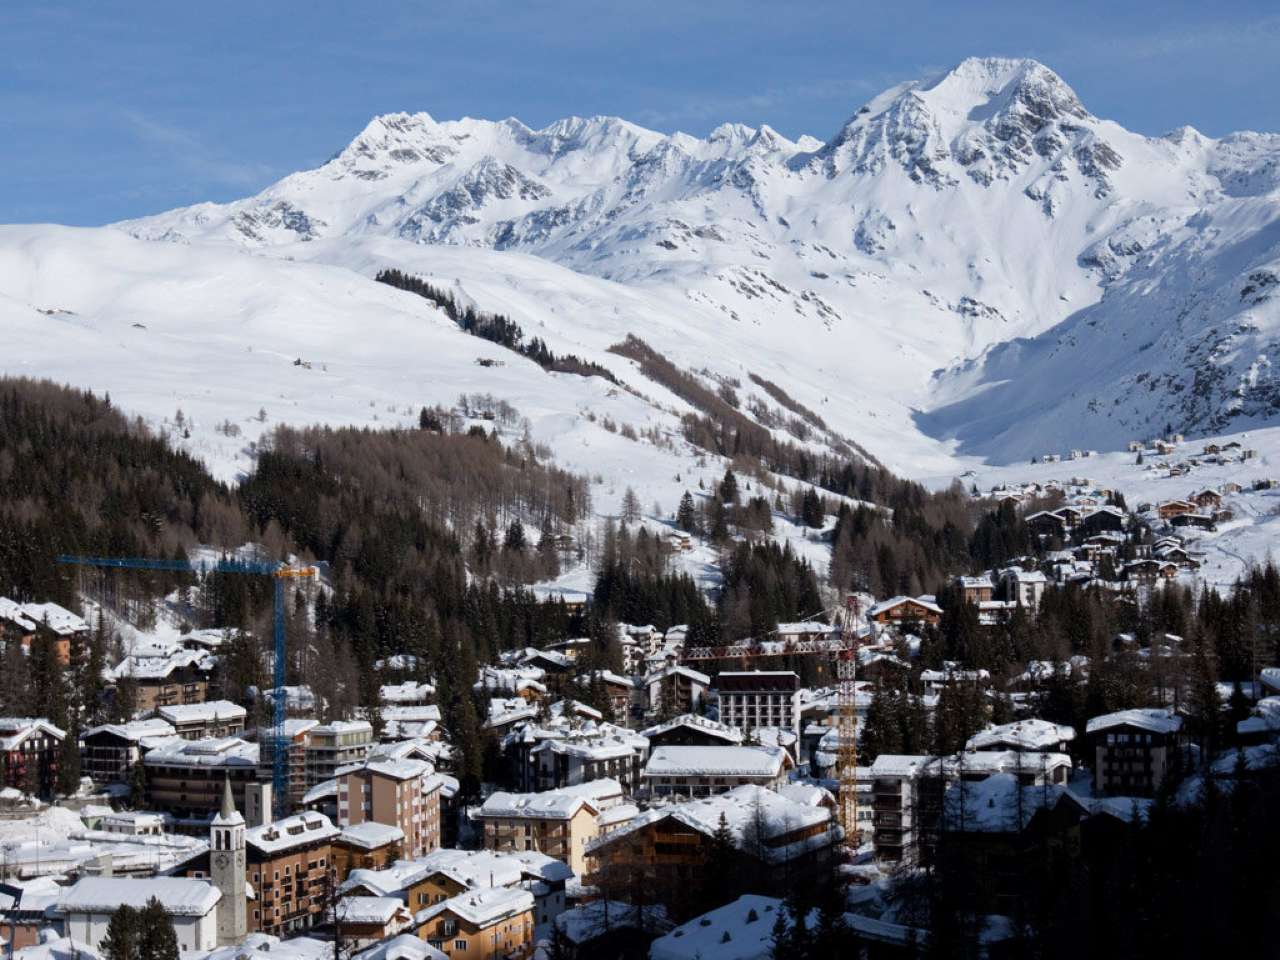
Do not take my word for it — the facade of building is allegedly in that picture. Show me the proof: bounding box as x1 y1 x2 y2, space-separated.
642 745 791 798
336 758 443 859
416 887 535 960
644 665 711 717
332 822 406 880
143 736 260 817
56 877 221 953
156 701 247 740
306 720 374 786
244 812 340 935
1086 709 1185 797
476 790 601 877
0 718 66 797
114 651 217 712
867 596 943 628
79 718 175 785
715 671 800 741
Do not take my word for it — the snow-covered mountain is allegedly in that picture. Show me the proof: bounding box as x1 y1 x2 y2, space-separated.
6 57 1280 485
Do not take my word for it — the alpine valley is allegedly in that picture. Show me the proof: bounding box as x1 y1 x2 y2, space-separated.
6 56 1280 499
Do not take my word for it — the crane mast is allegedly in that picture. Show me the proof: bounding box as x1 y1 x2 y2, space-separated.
56 554 314 819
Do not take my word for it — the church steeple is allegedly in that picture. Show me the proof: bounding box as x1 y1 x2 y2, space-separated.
211 776 247 945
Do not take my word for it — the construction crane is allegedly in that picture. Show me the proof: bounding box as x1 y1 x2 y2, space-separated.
680 596 868 845
56 553 316 818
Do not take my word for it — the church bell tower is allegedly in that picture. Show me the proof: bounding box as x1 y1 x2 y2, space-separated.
210 777 247 945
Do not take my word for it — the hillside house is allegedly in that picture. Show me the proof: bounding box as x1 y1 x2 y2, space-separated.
867 596 942 628
155 700 247 740
641 714 743 749
999 568 1048 609
645 664 710 716
79 717 175 785
1086 709 1184 797
955 576 994 604
1190 488 1223 510
1157 499 1196 520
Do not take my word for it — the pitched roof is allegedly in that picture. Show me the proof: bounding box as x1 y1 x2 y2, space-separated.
1085 708 1183 735
56 877 220 917
415 887 533 929
246 812 339 854
644 745 789 778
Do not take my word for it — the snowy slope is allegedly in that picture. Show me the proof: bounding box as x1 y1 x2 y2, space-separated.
114 57 1280 464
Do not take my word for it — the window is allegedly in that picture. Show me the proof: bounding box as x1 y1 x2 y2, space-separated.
454 941 467 952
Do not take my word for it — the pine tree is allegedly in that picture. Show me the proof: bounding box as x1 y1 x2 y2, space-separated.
129 759 147 808
621 487 642 523
676 491 698 533
801 488 824 528
101 904 140 960
56 729 81 797
719 469 740 505
137 897 179 960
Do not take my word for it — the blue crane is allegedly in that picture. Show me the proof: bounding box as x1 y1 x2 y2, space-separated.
56 553 316 818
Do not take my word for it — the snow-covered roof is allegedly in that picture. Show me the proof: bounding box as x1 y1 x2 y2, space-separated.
81 718 175 743
966 719 1076 752
17 602 87 636
773 621 835 635
547 698 603 722
868 755 934 778
649 894 776 960
644 745 789 778
645 664 711 686
0 597 37 632
588 785 836 864
354 935 447 960
13 938 102 960
245 812 339 854
478 789 599 821
336 896 408 925
557 900 672 945
415 887 533 929
640 713 743 744
867 596 943 617
1238 697 1280 736
143 736 258 767
156 700 247 724
340 822 405 850
338 758 432 782
112 649 215 681
942 774 1079 833
1085 708 1183 736
379 680 436 704
56 877 220 917
0 718 66 749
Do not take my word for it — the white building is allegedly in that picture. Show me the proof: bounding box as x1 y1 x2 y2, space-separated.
56 877 221 953
715 671 800 742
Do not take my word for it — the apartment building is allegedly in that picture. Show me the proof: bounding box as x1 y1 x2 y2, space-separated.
336 758 443 858
1086 708 1185 797
114 650 218 712
305 720 374 786
642 745 792 798
79 717 175 785
156 701 247 741
245 812 340 935
416 887 535 960
0 718 66 797
476 789 601 876
715 671 800 741
143 736 260 817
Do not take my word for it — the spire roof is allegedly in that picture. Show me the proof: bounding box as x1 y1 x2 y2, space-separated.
212 776 245 827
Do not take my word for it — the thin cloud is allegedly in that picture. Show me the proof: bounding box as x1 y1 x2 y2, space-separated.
121 110 276 188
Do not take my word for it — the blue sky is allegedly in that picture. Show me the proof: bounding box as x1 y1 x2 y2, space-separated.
3 1 1279 225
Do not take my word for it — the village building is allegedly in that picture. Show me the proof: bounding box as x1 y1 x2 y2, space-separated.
79 717 174 785
113 650 218 712
586 785 839 909
1156 499 1196 521
715 671 800 742
1 601 88 665
56 877 222 953
380 680 436 708
966 719 1076 754
335 897 415 948
256 718 319 810
143 736 260 818
577 671 634 722
642 745 792 797
415 887 535 960
155 700 248 740
866 596 943 628
644 664 711 717
332 822 406 880
1086 709 1185 797
640 714 743 749
0 718 66 797
476 787 603 877
955 576 994 604
238 812 341 935
528 730 648 794
999 568 1048 609
337 758 444 859
305 720 374 786
920 665 991 698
